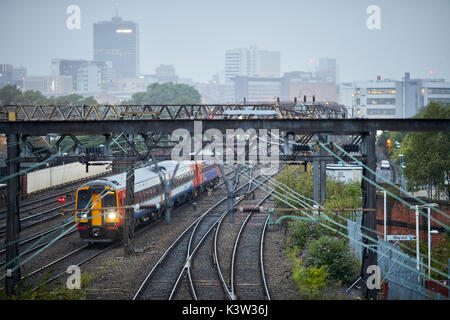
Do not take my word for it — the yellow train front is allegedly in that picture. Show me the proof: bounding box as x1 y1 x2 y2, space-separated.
75 181 124 242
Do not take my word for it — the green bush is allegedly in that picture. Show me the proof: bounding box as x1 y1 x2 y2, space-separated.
325 180 362 211
290 219 329 249
275 166 314 209
0 271 93 300
290 251 329 299
304 236 360 285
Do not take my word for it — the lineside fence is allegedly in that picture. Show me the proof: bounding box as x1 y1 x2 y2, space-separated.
347 216 449 300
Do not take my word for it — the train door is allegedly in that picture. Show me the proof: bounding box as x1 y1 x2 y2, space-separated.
91 192 103 226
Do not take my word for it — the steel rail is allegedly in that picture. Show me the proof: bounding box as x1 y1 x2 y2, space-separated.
260 213 271 300
0 201 74 236
132 169 256 300
230 191 273 300
171 174 269 300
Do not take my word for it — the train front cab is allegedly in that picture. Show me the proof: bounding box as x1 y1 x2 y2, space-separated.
75 185 123 242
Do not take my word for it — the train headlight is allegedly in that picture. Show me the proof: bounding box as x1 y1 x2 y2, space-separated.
107 211 117 221
81 213 88 219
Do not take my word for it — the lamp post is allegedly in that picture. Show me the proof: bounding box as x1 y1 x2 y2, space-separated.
415 203 439 282
426 202 440 278
383 190 387 240
415 205 420 283
429 229 439 278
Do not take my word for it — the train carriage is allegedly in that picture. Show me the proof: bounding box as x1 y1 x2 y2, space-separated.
74 160 219 242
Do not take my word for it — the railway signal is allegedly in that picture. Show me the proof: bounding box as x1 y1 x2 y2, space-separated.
58 196 66 203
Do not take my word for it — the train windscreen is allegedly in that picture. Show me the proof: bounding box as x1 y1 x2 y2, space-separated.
103 191 117 208
77 189 91 209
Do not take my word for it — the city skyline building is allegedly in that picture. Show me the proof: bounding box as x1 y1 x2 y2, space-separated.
316 58 337 84
340 73 450 118
224 46 281 102
11 66 27 88
51 75 73 94
93 14 139 79
76 63 102 92
22 76 52 93
0 64 13 88
51 59 89 92
155 64 178 83
248 46 281 78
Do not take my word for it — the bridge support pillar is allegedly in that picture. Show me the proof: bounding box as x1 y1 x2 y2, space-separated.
5 133 21 296
361 131 378 299
313 158 320 203
319 135 328 204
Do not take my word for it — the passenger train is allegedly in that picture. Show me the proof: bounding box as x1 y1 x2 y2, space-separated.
74 160 220 242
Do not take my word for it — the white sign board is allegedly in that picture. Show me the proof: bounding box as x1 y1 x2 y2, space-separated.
387 235 415 241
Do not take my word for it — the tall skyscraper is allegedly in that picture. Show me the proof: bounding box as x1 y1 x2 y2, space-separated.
225 48 249 81
248 46 280 78
225 46 280 81
94 14 139 79
224 46 281 102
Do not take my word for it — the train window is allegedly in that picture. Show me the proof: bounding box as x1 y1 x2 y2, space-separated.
77 190 91 209
103 191 117 208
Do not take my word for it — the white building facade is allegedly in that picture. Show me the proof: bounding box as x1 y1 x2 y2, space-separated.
340 73 450 118
224 46 281 102
76 63 101 92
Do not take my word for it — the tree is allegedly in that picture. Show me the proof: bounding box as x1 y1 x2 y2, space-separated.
0 85 22 104
1 90 98 106
401 102 450 198
125 82 201 105
48 94 97 105
13 90 49 105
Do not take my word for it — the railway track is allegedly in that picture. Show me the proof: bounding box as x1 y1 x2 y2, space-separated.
0 190 73 219
0 219 77 268
0 202 74 237
133 167 275 300
188 180 273 300
230 193 272 300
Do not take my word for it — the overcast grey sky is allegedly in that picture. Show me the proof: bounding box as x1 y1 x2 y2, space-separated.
0 0 449 82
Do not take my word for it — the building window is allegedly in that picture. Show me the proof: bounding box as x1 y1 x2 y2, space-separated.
356 88 361 95
367 88 396 94
429 98 450 104
427 88 450 94
367 108 396 115
367 98 396 105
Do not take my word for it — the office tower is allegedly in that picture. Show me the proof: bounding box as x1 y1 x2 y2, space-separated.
94 14 139 79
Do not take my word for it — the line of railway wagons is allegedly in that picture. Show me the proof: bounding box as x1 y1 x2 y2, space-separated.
75 160 220 242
